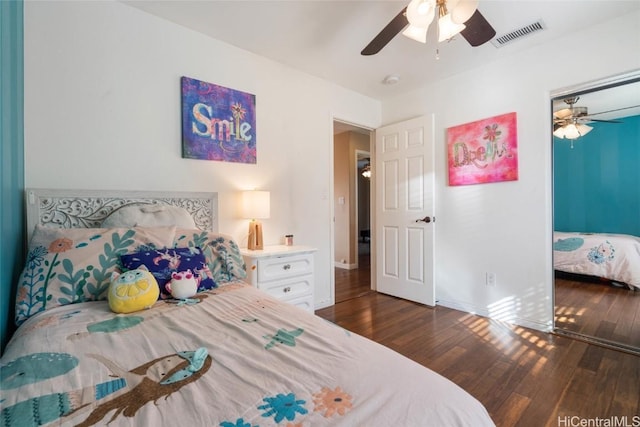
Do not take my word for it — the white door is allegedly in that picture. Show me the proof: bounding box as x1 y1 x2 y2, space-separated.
375 115 435 306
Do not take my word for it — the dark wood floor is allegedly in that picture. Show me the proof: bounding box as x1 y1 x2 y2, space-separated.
334 242 372 303
321 269 640 426
555 272 640 349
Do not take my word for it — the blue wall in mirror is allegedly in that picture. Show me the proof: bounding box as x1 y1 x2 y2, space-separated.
554 115 640 236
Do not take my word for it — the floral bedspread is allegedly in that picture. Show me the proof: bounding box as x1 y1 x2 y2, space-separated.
1 283 494 426
553 231 640 289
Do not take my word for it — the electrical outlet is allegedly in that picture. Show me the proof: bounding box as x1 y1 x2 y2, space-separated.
486 272 497 287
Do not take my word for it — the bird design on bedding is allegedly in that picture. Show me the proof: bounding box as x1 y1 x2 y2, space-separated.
1 348 212 427
553 235 616 264
1 292 348 426
586 241 615 264
1 284 495 426
553 231 640 289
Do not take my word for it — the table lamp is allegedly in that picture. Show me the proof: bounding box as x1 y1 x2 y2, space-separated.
241 190 270 250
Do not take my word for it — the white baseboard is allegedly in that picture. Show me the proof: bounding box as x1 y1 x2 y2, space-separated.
334 262 358 270
437 299 552 333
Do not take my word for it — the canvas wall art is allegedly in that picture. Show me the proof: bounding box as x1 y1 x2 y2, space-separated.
181 76 256 163
447 112 518 186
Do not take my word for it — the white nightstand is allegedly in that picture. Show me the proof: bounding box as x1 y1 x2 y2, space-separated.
240 245 317 313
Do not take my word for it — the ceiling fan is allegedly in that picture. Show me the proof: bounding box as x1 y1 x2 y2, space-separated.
361 0 496 56
553 97 622 140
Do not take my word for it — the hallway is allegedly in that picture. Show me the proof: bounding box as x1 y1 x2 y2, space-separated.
334 242 372 303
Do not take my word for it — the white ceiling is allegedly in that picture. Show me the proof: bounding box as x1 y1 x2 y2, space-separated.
124 0 640 103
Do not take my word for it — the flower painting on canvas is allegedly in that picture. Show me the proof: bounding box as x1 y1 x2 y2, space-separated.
447 112 518 186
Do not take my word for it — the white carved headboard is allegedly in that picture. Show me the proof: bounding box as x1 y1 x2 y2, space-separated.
26 189 218 240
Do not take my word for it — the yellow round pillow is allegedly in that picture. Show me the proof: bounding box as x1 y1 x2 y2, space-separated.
108 268 160 314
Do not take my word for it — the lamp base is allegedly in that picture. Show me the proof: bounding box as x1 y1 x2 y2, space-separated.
247 220 264 250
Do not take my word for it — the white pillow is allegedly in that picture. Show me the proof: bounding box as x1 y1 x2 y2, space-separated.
101 204 196 229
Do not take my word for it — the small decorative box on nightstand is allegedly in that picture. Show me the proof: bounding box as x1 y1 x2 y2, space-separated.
240 245 317 313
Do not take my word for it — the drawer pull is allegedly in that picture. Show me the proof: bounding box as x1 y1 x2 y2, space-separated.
283 287 291 293
283 264 291 270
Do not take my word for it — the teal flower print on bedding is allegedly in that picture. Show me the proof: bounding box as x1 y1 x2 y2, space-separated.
219 419 258 427
258 392 308 423
14 226 176 325
587 240 615 264
174 229 247 284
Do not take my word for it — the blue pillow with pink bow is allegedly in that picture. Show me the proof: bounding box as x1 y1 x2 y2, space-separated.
120 247 216 298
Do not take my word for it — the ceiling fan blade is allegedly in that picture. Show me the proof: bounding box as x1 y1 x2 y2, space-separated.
584 119 623 124
583 104 640 119
460 10 496 47
361 7 408 56
554 108 573 120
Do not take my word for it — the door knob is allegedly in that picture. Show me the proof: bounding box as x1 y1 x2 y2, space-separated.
415 216 434 223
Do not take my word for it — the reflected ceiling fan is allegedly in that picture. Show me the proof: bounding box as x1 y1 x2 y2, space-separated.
553 97 622 140
361 0 496 56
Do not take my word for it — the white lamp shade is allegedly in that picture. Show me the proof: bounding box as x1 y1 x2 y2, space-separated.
438 14 466 42
451 0 478 24
563 124 580 139
241 190 270 219
406 0 435 27
403 0 435 43
402 25 429 43
553 126 567 139
561 123 593 140
576 123 593 137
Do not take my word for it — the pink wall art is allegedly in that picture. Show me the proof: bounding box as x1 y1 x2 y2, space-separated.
447 112 518 186
181 76 256 163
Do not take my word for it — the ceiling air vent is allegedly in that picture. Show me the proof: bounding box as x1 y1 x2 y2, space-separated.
491 20 546 48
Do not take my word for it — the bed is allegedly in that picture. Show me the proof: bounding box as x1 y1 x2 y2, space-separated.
1 189 494 427
553 231 640 290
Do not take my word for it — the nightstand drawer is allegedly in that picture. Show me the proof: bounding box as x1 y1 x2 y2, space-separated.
257 253 313 282
240 245 317 313
261 274 313 300
285 294 314 312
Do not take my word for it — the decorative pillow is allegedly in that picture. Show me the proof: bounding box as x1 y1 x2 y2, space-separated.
15 225 176 325
120 247 216 297
108 266 160 314
101 204 196 229
174 229 246 284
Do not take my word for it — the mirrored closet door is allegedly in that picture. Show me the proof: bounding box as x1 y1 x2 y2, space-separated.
552 73 640 353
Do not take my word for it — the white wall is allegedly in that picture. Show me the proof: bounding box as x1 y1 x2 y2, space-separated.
23 0 381 309
333 132 351 267
382 12 640 330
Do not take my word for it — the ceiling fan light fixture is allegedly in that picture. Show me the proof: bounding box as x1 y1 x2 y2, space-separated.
438 13 466 41
576 123 593 137
407 0 436 23
553 122 593 140
563 124 580 139
403 0 435 43
362 163 372 179
362 0 495 55
417 0 434 15
451 0 478 24
553 127 567 139
402 25 429 43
